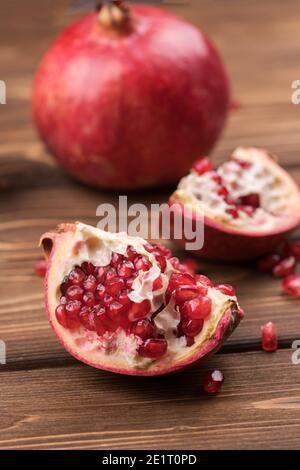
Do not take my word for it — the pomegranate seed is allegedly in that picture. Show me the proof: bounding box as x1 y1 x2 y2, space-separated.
119 290 132 306
83 275 97 292
240 193 260 208
135 256 151 272
195 274 213 287
203 370 224 394
168 273 196 290
192 157 213 175
106 267 117 281
65 300 81 328
180 296 212 320
180 318 204 337
173 286 199 304
81 262 95 275
154 253 167 272
215 284 236 296
126 276 137 289
68 267 85 286
34 259 47 277
94 306 116 333
181 258 198 275
131 319 155 339
107 301 125 319
79 306 96 330
257 253 281 273
282 241 300 260
126 246 138 260
117 260 135 278
218 186 229 199
95 266 108 283
66 285 84 301
226 207 239 219
83 291 96 307
169 257 180 270
282 275 300 297
153 276 163 291
95 283 106 301
106 277 126 296
128 299 151 321
155 244 172 259
111 252 123 267
103 294 114 306
144 243 155 253
139 338 168 358
272 256 296 278
261 322 278 352
55 304 68 327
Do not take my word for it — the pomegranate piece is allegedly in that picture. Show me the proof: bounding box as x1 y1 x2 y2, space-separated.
34 259 47 277
261 322 278 352
282 275 300 297
202 370 224 394
139 338 168 359
192 157 213 175
257 253 281 273
272 256 296 278
180 296 212 320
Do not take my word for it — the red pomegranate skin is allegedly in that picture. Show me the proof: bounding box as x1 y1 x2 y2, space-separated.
32 5 230 190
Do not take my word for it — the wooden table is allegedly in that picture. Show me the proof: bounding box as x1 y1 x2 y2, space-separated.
1 0 300 450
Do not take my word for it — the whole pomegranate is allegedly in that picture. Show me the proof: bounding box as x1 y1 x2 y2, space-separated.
32 1 230 190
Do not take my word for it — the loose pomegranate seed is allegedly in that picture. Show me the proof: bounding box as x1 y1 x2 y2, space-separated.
117 260 135 278
81 262 95 275
181 258 198 275
282 275 300 297
83 291 96 307
106 277 126 296
131 319 155 339
195 274 213 287
173 286 199 304
282 240 300 260
95 283 106 301
66 285 84 301
215 284 236 296
55 304 68 327
34 259 47 277
240 193 260 208
83 275 97 292
134 256 151 272
180 318 204 337
153 276 163 291
203 370 224 394
128 299 151 321
261 322 278 352
79 306 96 330
138 338 168 358
272 256 296 278
192 157 213 175
257 253 281 273
180 296 212 320
68 267 85 286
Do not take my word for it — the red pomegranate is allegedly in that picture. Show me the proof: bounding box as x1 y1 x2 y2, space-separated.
32 1 230 190
40 222 243 376
169 147 300 261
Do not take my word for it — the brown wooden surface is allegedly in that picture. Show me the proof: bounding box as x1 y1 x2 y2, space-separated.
1 0 300 450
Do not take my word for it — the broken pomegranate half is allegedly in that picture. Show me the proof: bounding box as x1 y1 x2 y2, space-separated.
169 147 300 261
40 222 242 376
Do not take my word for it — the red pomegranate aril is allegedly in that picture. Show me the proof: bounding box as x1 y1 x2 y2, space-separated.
173 286 199 304
202 370 224 394
34 259 47 277
282 275 300 297
192 157 213 175
83 275 97 292
240 193 260 208
107 301 125 319
68 267 85 286
79 306 96 331
180 296 212 320
126 276 137 289
95 266 108 283
169 257 180 270
95 283 106 301
226 207 239 219
185 336 195 346
218 186 229 199
138 338 168 359
83 292 96 307
168 273 196 290
119 290 132 307
111 252 123 267
106 278 126 296
216 284 236 296
154 253 167 272
126 246 138 260
135 256 151 272
117 260 135 278
272 256 296 278
131 319 155 339
81 261 95 275
106 267 118 281
94 306 116 334
143 243 155 253
195 274 213 287
180 318 204 337
155 244 172 259
282 241 300 260
66 285 84 301
103 294 114 306
257 253 281 273
65 299 82 315
55 304 68 327
261 322 278 352
153 276 163 291
128 299 151 321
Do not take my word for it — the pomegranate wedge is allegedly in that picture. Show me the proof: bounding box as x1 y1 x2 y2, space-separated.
40 223 243 376
169 147 300 261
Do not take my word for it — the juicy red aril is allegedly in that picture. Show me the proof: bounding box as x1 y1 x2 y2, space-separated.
119 290 132 306
66 285 84 301
95 283 106 301
106 267 117 281
117 260 135 278
107 301 125 319
261 322 278 352
257 253 281 273
65 300 82 328
195 274 213 287
168 273 196 290
126 246 138 260
226 207 239 219
128 299 151 321
212 174 222 184
34 259 47 277
154 253 167 272
95 266 108 283
106 277 125 296
83 292 96 307
192 157 213 175
111 252 123 267
180 318 204 337
215 284 236 296
81 261 95 275
218 186 229 199
180 296 212 320
282 275 300 297
202 370 224 394
68 267 85 285
169 257 180 270
240 193 260 208
153 276 163 291
134 256 151 272
55 304 68 327
131 319 155 339
138 338 167 358
83 275 97 292
94 306 116 334
173 286 199 304
272 256 296 278
79 306 96 330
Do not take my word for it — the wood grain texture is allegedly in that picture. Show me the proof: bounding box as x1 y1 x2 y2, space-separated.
1 0 300 450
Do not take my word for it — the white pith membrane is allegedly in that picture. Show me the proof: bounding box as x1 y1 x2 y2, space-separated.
44 223 239 373
174 147 300 234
